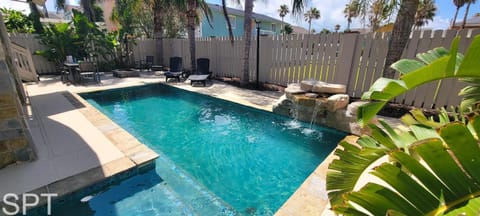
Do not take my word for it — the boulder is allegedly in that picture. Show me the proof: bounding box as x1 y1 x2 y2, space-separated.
312 83 346 94
300 80 322 92
346 101 369 117
305 93 319 98
285 83 306 98
326 94 349 112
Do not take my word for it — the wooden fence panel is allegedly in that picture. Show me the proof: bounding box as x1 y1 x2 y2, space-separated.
434 30 459 108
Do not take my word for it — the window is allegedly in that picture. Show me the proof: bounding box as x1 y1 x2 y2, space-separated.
227 15 236 29
272 23 276 32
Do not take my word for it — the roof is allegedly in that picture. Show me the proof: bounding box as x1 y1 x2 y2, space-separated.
454 14 480 27
207 3 282 23
291 25 309 34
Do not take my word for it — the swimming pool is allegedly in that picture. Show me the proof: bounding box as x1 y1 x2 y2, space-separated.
52 84 345 215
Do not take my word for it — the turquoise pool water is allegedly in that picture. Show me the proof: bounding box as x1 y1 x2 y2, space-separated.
55 84 345 215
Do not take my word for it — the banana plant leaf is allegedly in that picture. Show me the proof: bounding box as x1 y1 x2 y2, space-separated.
328 115 480 215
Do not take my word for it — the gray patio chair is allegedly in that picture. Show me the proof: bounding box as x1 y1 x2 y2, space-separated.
76 62 100 84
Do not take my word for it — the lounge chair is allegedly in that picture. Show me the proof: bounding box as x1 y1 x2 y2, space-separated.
188 58 210 86
165 57 184 82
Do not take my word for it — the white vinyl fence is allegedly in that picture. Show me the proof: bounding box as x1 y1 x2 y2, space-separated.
10 29 480 109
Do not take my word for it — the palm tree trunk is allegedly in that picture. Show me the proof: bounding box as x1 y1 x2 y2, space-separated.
28 0 43 33
383 0 419 78
81 0 96 22
222 0 234 44
461 1 472 29
281 17 284 36
451 7 460 28
347 18 351 31
187 0 197 73
153 0 164 65
308 21 311 34
241 0 254 86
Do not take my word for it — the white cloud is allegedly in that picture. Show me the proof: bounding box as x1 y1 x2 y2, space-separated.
424 16 451 30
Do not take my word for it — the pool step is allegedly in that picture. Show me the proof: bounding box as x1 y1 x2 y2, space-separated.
155 153 238 216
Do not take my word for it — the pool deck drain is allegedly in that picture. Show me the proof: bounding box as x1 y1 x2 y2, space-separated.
0 73 349 215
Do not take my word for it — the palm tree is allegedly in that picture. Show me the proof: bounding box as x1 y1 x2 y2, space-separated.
229 0 306 86
382 0 419 78
452 0 466 28
461 0 477 29
304 7 321 34
414 0 436 29
368 0 389 31
278 4 289 36
173 0 212 74
344 0 360 31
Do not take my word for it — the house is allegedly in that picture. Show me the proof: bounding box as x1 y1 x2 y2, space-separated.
198 3 284 38
291 25 309 35
452 13 480 29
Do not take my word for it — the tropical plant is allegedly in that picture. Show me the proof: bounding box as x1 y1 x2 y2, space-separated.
34 23 76 66
344 0 360 31
283 23 293 35
0 8 34 33
451 0 466 28
278 4 289 36
35 11 116 68
320 28 330 34
327 35 480 215
414 0 436 29
368 0 391 31
304 7 321 34
461 0 477 29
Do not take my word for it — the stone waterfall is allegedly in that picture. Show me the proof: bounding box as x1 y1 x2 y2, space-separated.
272 80 368 135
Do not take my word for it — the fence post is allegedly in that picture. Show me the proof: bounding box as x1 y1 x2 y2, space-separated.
334 33 358 86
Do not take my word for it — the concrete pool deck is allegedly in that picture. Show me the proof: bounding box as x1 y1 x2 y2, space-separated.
0 72 350 215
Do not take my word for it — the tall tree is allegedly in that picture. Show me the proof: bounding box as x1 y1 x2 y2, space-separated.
452 0 466 28
414 0 436 29
461 0 477 28
278 4 289 36
383 0 419 78
344 0 360 31
304 7 321 34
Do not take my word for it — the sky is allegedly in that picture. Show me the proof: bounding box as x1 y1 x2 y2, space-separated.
6 0 480 31
205 0 480 31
